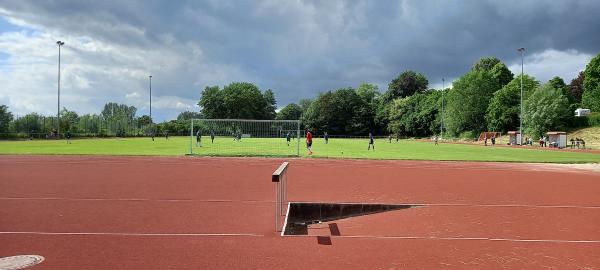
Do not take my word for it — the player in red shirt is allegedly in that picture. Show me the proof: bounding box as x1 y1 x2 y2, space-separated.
306 129 313 155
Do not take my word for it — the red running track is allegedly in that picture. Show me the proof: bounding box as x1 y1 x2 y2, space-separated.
1 155 599 269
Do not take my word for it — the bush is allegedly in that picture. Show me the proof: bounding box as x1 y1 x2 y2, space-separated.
459 130 479 140
588 112 600 127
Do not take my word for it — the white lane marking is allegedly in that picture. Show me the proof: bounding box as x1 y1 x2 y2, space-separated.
284 234 600 243
0 197 272 203
0 231 264 237
2 197 600 209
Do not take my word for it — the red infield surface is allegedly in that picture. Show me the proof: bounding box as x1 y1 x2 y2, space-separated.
1 155 600 269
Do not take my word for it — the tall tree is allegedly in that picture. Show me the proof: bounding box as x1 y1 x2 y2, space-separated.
199 83 279 120
385 70 428 100
472 57 514 86
582 53 600 111
177 111 203 121
301 87 373 135
199 86 226 119
524 83 570 137
101 103 137 121
298 99 313 114
569 71 585 104
0 105 13 133
446 70 500 136
137 115 153 125
486 75 539 132
276 103 302 120
60 107 79 132
262 89 277 120
221 82 268 119
388 90 442 137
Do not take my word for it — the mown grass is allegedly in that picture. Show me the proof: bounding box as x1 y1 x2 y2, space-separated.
1 136 599 163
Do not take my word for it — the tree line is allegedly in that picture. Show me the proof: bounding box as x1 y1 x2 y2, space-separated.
2 53 600 139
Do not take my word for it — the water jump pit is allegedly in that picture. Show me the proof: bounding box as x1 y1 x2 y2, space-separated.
282 202 419 236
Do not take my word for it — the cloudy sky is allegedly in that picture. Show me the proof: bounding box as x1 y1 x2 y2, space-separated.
0 0 599 121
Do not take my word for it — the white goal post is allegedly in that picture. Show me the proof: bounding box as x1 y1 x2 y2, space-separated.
189 119 301 157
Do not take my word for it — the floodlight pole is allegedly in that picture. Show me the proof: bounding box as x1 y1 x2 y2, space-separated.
56 41 64 137
518 47 525 144
149 75 152 121
441 78 445 139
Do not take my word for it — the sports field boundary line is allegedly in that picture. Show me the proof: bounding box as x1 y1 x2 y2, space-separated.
287 200 600 209
0 231 264 237
283 234 600 244
3 197 600 209
0 197 274 203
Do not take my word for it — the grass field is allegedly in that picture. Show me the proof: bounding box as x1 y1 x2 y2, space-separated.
1 136 600 163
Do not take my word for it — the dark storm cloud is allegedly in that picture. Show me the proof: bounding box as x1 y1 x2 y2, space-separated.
1 0 599 119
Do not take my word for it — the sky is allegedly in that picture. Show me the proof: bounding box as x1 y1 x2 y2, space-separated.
0 0 599 121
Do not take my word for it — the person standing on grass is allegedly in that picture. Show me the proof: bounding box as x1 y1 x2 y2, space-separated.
196 129 201 147
324 132 329 144
368 132 375 151
306 129 313 155
388 134 392 143
306 129 312 155
434 135 438 145
484 134 488 146
65 130 72 144
210 130 215 143
491 134 496 146
286 131 291 146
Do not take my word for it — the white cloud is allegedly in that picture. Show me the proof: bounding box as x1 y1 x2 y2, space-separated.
508 49 592 84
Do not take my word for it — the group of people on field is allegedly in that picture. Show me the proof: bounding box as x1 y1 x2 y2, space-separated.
570 138 586 149
195 130 216 146
483 134 496 146
303 129 377 155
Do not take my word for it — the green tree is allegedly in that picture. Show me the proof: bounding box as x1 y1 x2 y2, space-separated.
60 107 79 132
298 99 313 113
301 88 369 135
355 83 381 133
9 113 43 134
222 82 268 119
472 57 514 86
76 114 102 135
582 53 600 111
385 70 428 100
199 86 226 119
486 75 539 132
388 90 442 137
199 83 277 120
524 84 570 137
446 70 500 136
276 103 302 120
101 103 137 121
262 89 277 119
548 76 573 103
177 111 203 121
0 105 13 133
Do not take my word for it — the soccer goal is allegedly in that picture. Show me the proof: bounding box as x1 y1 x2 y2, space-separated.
189 119 301 157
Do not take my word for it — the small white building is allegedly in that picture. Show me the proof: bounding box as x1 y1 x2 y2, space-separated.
507 131 522 145
547 131 567 148
575 108 591 117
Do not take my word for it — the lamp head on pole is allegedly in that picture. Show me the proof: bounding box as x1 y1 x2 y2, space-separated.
57 41 64 46
517 47 525 53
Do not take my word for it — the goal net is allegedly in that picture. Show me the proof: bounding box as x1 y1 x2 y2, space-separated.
189 119 301 157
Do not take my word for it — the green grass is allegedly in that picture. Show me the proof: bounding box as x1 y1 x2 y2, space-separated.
0 136 599 163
